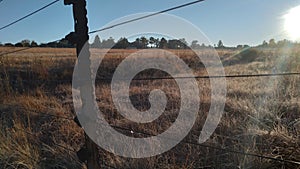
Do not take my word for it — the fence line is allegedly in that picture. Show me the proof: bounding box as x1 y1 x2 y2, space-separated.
0 47 33 56
3 101 299 165
109 124 300 165
1 72 300 84
88 0 205 34
0 0 61 31
0 0 299 167
0 0 205 56
6 113 300 166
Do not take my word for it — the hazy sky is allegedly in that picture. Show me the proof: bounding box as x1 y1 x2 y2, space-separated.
0 0 300 46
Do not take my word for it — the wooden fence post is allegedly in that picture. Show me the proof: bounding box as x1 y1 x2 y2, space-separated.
64 0 101 168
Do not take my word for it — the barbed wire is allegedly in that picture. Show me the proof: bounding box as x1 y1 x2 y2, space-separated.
7 111 300 166
0 0 205 56
0 0 61 31
109 124 300 165
0 0 299 167
0 72 299 84
3 97 299 166
0 47 33 56
88 0 205 34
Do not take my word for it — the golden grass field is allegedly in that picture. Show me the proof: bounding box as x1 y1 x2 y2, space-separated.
0 47 299 169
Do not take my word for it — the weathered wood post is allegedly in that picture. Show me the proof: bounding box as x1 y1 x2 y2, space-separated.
64 0 101 168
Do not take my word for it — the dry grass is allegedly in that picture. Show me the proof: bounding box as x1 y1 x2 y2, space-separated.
0 47 299 168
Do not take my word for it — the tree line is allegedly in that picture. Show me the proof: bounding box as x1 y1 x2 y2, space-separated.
0 36 298 49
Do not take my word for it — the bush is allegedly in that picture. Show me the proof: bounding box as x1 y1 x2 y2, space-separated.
237 48 259 63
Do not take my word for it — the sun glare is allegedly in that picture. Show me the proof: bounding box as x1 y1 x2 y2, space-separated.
284 5 300 41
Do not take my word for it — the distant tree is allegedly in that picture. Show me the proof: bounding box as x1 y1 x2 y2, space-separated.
140 36 148 49
237 44 250 49
159 38 168 49
179 38 188 49
4 43 14 47
133 38 142 49
191 40 200 49
101 37 115 48
149 37 155 48
0 42 2 46
15 42 23 47
21 39 31 47
46 41 58 48
168 39 186 49
56 39 73 48
261 40 268 47
243 44 250 48
168 39 180 49
114 37 130 49
236 45 243 49
277 39 292 47
30 41 38 47
201 43 206 48
154 38 159 48
217 40 224 48
269 39 276 47
39 43 47 47
91 35 101 48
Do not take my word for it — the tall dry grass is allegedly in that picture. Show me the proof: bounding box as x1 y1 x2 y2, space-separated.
0 47 299 168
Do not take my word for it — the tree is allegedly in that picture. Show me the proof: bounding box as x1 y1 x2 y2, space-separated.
168 39 180 49
4 43 14 47
261 40 268 47
277 39 291 47
101 37 115 48
191 40 200 49
140 36 148 49
21 39 31 47
155 38 160 48
133 38 142 49
91 35 101 48
159 38 168 49
149 37 155 48
179 38 188 49
269 39 276 47
15 42 23 47
217 40 224 48
114 37 129 49
31 41 38 47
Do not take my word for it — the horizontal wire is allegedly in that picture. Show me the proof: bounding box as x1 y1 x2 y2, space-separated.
0 47 33 56
3 101 299 165
0 72 299 84
0 0 205 56
106 72 300 80
0 0 61 31
8 115 300 165
88 0 205 34
0 0 299 166
109 124 300 165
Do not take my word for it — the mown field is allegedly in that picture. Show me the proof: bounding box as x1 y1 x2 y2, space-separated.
0 46 299 169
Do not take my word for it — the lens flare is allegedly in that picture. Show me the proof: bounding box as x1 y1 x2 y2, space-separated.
284 5 300 41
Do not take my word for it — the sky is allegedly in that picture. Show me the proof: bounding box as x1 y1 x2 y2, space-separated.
0 0 300 46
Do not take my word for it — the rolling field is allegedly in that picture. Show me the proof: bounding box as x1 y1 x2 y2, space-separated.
0 47 299 169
